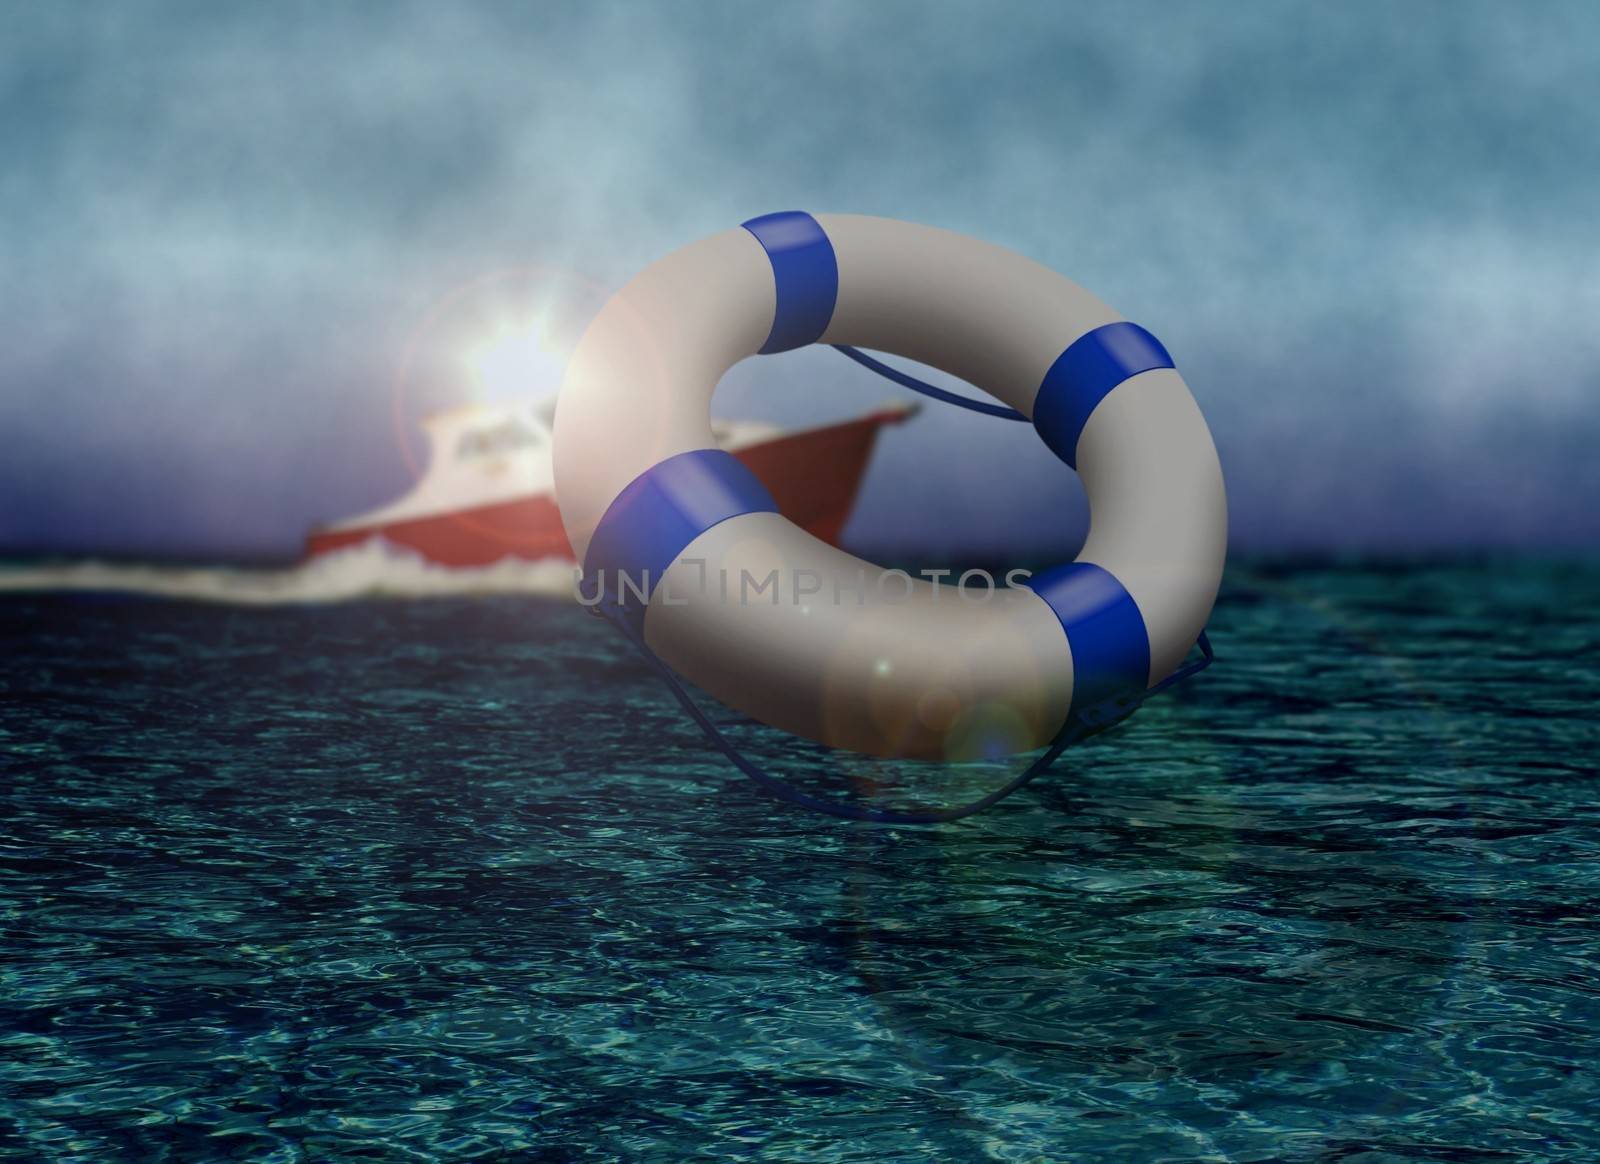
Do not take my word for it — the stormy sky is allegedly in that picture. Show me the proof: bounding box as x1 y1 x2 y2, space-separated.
2 1 1597 560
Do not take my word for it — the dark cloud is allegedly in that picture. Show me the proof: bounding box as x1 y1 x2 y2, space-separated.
2 1 1596 557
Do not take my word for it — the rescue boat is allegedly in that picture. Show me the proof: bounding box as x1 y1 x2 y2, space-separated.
306 397 914 566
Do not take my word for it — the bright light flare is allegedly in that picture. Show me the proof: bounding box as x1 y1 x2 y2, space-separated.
461 315 568 405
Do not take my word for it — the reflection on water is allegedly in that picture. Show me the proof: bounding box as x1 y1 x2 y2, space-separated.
1 560 1597 1160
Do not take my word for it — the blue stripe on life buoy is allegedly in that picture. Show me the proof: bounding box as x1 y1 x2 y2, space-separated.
741 211 838 354
582 449 778 636
1031 322 1174 469
1023 562 1151 717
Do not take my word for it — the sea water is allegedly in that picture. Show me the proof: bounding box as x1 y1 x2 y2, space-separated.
2 559 1597 1161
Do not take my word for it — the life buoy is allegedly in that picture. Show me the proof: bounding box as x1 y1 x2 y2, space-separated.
556 212 1225 761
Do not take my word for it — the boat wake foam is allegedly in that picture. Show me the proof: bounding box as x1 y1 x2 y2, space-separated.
0 539 581 605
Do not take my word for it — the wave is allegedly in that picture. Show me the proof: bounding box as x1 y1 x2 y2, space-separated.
0 539 582 605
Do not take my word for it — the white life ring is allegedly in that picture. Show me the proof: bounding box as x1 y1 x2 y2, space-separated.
555 213 1226 761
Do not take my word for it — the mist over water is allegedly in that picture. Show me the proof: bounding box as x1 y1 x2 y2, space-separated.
0 541 579 605
3 2 1599 558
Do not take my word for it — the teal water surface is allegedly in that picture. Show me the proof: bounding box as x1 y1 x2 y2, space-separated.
2 560 1598 1161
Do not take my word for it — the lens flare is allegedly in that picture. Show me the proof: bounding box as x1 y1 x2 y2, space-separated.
461 314 568 405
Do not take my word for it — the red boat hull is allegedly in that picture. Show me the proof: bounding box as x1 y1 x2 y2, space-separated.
305 409 906 567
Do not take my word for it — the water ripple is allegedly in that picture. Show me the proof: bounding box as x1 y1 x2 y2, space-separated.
1 559 1597 1160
